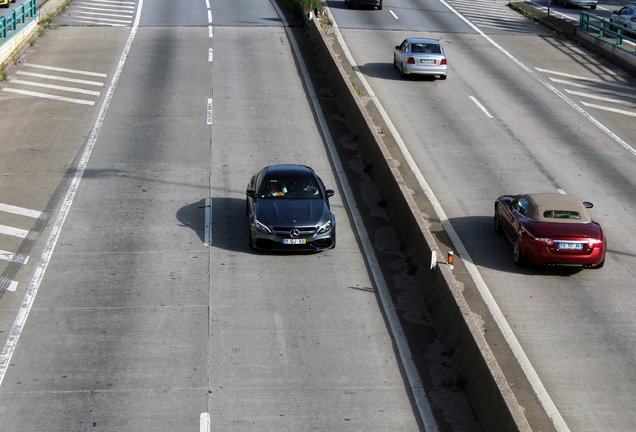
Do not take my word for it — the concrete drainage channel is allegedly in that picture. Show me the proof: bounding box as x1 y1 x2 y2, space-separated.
305 14 534 432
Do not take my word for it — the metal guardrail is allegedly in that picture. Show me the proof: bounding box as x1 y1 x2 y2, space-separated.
0 0 37 39
579 11 636 55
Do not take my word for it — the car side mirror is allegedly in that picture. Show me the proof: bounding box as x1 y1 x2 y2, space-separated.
395 45 400 50
246 189 255 198
326 189 335 198
502 198 511 205
583 201 593 209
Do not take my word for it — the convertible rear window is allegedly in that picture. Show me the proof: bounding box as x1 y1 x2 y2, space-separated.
543 210 582 220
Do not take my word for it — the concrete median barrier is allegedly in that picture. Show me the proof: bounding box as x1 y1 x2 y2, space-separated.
306 16 532 432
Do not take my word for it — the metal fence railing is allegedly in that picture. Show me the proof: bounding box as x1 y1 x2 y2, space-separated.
0 0 37 39
579 11 636 55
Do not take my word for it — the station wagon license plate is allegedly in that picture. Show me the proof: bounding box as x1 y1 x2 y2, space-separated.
558 243 584 250
283 238 306 245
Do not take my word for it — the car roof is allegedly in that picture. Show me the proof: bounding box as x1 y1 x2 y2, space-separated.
263 164 315 177
525 193 592 223
407 38 440 44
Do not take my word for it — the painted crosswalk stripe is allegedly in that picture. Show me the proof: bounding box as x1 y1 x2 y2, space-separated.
551 78 636 99
565 90 636 108
22 63 107 78
0 203 42 219
16 71 104 86
0 279 18 292
74 5 134 13
0 224 29 238
72 8 133 18
74 20 129 26
86 0 135 4
75 1 135 8
71 15 132 24
581 102 636 117
2 88 95 105
0 250 29 265
537 68 633 89
10 79 101 96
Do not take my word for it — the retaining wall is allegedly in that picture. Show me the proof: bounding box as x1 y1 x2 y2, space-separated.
0 0 65 69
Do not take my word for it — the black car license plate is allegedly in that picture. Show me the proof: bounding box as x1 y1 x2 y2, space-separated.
283 239 306 245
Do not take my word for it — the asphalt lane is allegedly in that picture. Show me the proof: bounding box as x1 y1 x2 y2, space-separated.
0 0 479 430
0 25 131 354
326 0 636 430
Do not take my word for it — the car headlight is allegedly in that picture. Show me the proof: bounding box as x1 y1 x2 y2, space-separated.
255 219 272 234
316 219 332 234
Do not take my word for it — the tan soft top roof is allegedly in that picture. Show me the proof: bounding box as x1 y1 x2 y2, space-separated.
525 193 591 223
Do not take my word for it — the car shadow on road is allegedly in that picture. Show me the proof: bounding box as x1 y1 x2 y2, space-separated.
176 198 208 244
359 62 444 82
176 197 323 255
446 215 583 276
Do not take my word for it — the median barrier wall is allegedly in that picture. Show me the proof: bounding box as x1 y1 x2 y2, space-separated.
306 17 532 432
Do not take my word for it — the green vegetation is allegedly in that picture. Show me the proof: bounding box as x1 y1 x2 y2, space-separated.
352 83 365 96
277 0 324 20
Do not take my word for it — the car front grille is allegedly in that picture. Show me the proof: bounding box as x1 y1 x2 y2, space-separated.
272 227 316 238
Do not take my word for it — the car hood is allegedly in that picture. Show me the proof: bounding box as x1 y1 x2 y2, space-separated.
255 199 330 227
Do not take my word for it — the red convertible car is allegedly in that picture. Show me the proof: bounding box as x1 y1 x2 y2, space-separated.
494 193 606 268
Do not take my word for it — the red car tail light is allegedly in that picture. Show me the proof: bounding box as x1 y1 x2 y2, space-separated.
407 57 415 64
531 237 554 246
588 239 604 248
440 58 447 65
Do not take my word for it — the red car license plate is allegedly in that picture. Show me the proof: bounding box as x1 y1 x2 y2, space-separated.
558 243 583 250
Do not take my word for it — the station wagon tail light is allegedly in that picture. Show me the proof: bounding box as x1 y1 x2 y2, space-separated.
440 58 447 65
531 237 554 246
407 57 415 64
